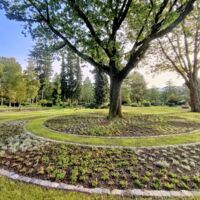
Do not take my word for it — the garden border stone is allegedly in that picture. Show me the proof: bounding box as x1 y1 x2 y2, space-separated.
0 168 200 198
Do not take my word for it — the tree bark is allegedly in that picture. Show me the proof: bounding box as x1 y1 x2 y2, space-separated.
189 82 200 112
108 76 123 119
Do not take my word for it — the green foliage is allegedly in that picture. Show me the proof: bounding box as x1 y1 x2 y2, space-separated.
60 51 82 102
30 42 52 100
94 68 109 106
124 72 147 104
81 77 94 104
0 57 24 105
24 59 40 104
52 73 61 105
0 0 195 117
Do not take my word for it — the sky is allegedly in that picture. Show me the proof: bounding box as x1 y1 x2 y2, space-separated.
0 10 184 88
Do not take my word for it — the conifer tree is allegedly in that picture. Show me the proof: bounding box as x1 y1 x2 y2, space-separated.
94 68 109 106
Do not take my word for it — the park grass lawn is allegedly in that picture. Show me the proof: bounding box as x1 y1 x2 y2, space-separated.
0 176 131 200
25 107 200 147
1 106 200 198
0 176 197 200
1 106 200 147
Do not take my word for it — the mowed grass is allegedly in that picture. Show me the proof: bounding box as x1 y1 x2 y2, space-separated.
0 176 198 200
1 106 200 199
1 106 200 147
26 107 200 147
0 176 131 200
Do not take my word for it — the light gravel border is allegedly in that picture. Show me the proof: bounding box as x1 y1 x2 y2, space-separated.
0 168 200 198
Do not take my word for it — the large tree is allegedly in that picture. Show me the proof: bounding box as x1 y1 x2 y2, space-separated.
1 0 196 118
151 3 200 111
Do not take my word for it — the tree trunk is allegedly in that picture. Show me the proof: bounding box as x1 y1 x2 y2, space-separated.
189 83 200 112
108 76 123 119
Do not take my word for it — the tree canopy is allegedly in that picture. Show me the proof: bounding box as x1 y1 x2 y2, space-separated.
0 0 196 118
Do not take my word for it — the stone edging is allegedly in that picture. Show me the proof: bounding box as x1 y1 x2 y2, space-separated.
0 168 199 198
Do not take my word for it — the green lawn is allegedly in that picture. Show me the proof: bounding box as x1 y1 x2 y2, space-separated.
0 176 197 200
1 106 200 199
1 106 200 147
26 107 200 147
0 176 131 200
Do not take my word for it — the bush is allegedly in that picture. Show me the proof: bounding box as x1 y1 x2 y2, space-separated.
177 100 186 105
84 102 97 109
168 102 176 107
143 101 151 107
39 99 52 107
167 94 179 105
182 104 190 109
151 102 162 106
131 103 138 107
99 103 109 109
39 99 48 107
46 102 53 107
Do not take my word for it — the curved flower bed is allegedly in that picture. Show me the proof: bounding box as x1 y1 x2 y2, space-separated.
44 114 200 137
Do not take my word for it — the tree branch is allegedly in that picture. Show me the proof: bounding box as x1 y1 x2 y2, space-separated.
111 0 132 39
158 40 189 83
68 0 112 58
151 0 196 39
182 22 193 72
27 0 110 74
166 35 189 74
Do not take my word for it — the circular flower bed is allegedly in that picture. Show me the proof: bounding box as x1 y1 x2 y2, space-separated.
44 114 200 137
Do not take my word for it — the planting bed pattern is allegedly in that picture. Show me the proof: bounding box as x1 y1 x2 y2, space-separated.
44 114 200 137
1 121 200 192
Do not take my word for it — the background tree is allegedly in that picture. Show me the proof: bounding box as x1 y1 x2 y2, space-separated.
24 59 40 104
81 77 94 104
0 61 4 105
52 73 61 105
124 72 147 104
150 3 200 111
30 43 52 100
0 57 22 106
1 0 196 118
146 87 162 105
60 51 82 103
15 77 27 106
94 68 109 106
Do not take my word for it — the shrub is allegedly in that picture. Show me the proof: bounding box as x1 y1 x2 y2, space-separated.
143 101 151 107
168 102 176 107
151 102 162 106
46 102 53 107
131 103 138 107
39 99 48 107
84 102 97 109
182 104 190 109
